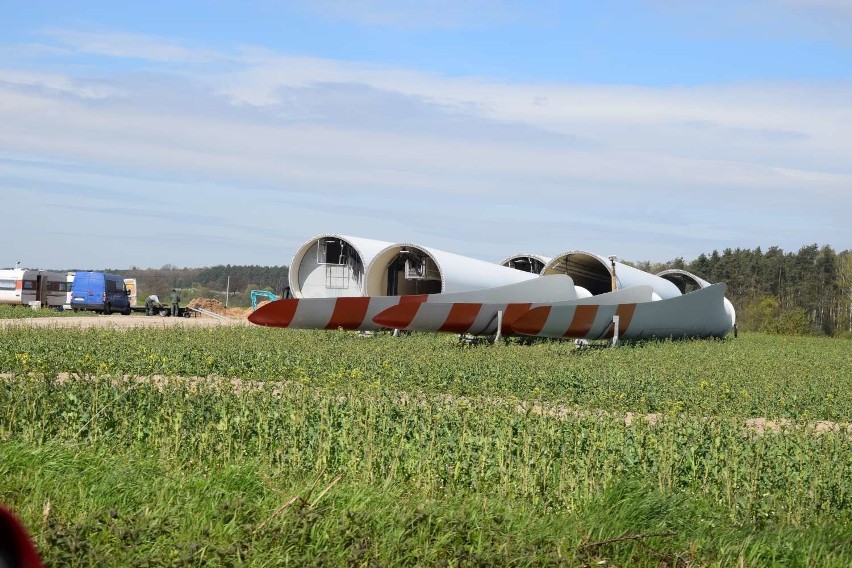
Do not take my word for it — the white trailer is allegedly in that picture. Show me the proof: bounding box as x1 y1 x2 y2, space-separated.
0 268 71 308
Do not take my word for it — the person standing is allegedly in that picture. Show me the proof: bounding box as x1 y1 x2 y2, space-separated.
170 288 181 317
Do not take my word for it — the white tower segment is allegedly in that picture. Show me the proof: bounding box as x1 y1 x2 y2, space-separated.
289 234 394 298
365 243 539 297
500 253 552 275
542 250 682 300
657 268 736 327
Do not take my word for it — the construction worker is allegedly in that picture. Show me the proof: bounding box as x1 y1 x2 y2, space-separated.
145 294 160 316
170 288 180 317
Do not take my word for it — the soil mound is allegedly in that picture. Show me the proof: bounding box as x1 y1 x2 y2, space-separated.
187 298 251 319
187 298 225 312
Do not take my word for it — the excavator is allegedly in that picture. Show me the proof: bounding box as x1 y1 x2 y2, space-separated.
250 290 279 311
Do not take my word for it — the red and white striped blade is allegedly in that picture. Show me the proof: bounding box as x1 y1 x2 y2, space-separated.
512 303 637 338
374 285 654 336
248 295 428 331
247 276 576 331
373 302 479 333
373 301 536 335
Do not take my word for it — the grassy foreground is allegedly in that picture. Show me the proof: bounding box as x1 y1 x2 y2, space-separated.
0 328 850 566
0 305 97 319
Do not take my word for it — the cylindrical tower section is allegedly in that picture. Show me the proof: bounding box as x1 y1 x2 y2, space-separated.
655 269 710 294
289 234 394 298
657 268 736 326
366 244 537 296
542 251 682 300
500 253 551 275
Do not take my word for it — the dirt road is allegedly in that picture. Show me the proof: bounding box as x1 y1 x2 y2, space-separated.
0 314 250 329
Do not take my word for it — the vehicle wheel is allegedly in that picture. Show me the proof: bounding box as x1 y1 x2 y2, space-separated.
122 308 131 316
104 302 111 315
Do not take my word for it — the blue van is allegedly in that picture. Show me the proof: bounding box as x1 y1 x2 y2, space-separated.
70 271 132 315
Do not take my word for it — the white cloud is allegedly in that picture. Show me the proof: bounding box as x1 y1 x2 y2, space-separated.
0 30 850 267
3 75 846 196
39 28 229 64
0 68 124 99
216 54 852 178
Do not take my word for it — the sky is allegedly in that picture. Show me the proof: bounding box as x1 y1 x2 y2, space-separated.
1 0 850 270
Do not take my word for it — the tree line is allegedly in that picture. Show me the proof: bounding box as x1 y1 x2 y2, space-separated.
631 244 851 336
110 265 289 307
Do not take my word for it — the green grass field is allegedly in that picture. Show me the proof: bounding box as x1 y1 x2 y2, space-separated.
1 327 850 566
0 304 98 319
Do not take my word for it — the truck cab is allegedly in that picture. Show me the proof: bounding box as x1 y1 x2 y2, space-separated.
70 271 132 315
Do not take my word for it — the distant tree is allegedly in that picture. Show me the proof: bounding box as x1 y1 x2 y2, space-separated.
813 245 839 335
689 253 710 279
838 251 852 335
741 296 811 335
115 264 288 305
669 257 686 270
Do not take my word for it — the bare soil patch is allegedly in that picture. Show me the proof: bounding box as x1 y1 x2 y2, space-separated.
186 298 252 319
0 314 249 329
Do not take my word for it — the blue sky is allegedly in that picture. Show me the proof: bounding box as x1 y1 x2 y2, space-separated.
1 0 850 269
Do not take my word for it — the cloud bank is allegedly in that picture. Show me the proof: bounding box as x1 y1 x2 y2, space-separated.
0 27 849 268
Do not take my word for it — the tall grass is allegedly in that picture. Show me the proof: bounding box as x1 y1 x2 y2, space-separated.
0 328 850 565
1 375 848 517
3 440 849 567
1 328 850 419
0 304 95 319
